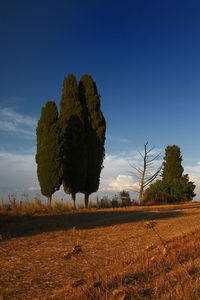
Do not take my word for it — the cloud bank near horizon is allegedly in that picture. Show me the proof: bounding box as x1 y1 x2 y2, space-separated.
0 149 199 202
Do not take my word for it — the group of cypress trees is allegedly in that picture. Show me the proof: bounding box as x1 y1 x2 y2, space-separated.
143 145 196 204
36 74 106 208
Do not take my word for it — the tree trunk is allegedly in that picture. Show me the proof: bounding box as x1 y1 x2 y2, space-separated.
138 184 144 205
72 192 76 209
47 195 52 208
138 157 146 205
84 193 89 208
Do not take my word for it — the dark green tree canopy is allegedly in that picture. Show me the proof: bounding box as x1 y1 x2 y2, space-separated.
60 74 83 123
162 145 184 181
143 176 196 204
36 101 63 204
79 74 106 196
60 74 87 199
143 145 196 204
36 74 106 209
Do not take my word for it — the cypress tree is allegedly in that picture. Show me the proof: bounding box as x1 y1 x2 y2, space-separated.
143 145 196 204
36 101 63 207
60 74 86 208
79 74 106 208
162 145 184 181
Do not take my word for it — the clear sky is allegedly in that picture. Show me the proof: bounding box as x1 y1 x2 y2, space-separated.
1 0 200 202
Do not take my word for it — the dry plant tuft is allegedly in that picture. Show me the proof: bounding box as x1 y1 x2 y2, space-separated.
93 280 102 287
72 245 82 255
63 252 72 259
163 247 169 257
71 278 86 288
145 220 158 229
150 256 156 263
145 244 156 252
63 245 82 259
112 289 128 300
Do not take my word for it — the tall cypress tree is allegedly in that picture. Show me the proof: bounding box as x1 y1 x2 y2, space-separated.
79 74 106 208
143 145 195 204
162 145 184 181
60 74 86 208
36 101 63 207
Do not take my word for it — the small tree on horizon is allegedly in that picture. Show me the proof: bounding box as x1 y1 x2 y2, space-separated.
143 145 196 204
79 74 106 208
119 190 131 206
35 101 63 207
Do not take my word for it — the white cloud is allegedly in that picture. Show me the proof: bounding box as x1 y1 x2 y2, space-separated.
101 174 139 192
28 186 40 191
99 154 139 193
184 163 200 199
106 134 129 143
184 162 200 181
0 151 38 198
0 107 37 137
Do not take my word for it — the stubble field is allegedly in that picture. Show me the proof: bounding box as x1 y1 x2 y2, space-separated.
1 203 200 299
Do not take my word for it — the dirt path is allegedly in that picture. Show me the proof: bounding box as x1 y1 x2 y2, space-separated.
1 203 200 299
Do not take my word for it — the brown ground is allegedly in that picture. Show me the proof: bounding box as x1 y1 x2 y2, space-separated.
1 203 200 299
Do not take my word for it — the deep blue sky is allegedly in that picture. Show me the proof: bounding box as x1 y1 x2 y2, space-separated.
1 0 200 199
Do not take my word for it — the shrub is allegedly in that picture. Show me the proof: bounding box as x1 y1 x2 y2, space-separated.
143 176 195 205
52 200 72 213
100 197 112 208
111 199 119 208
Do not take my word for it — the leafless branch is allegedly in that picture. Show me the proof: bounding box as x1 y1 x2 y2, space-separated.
128 142 162 205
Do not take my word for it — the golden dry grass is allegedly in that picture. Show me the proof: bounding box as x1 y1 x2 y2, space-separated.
1 202 200 299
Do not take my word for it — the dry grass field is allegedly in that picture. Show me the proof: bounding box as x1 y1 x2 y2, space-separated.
1 203 200 299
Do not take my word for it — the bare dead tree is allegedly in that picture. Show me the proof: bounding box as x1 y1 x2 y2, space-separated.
129 142 162 205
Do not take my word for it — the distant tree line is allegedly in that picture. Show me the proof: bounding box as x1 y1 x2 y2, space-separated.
36 74 106 208
95 190 132 209
143 145 196 204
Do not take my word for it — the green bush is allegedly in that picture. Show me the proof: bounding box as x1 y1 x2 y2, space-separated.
143 176 196 205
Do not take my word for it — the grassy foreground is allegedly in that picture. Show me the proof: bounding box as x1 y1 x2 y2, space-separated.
1 203 200 299
69 223 200 300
